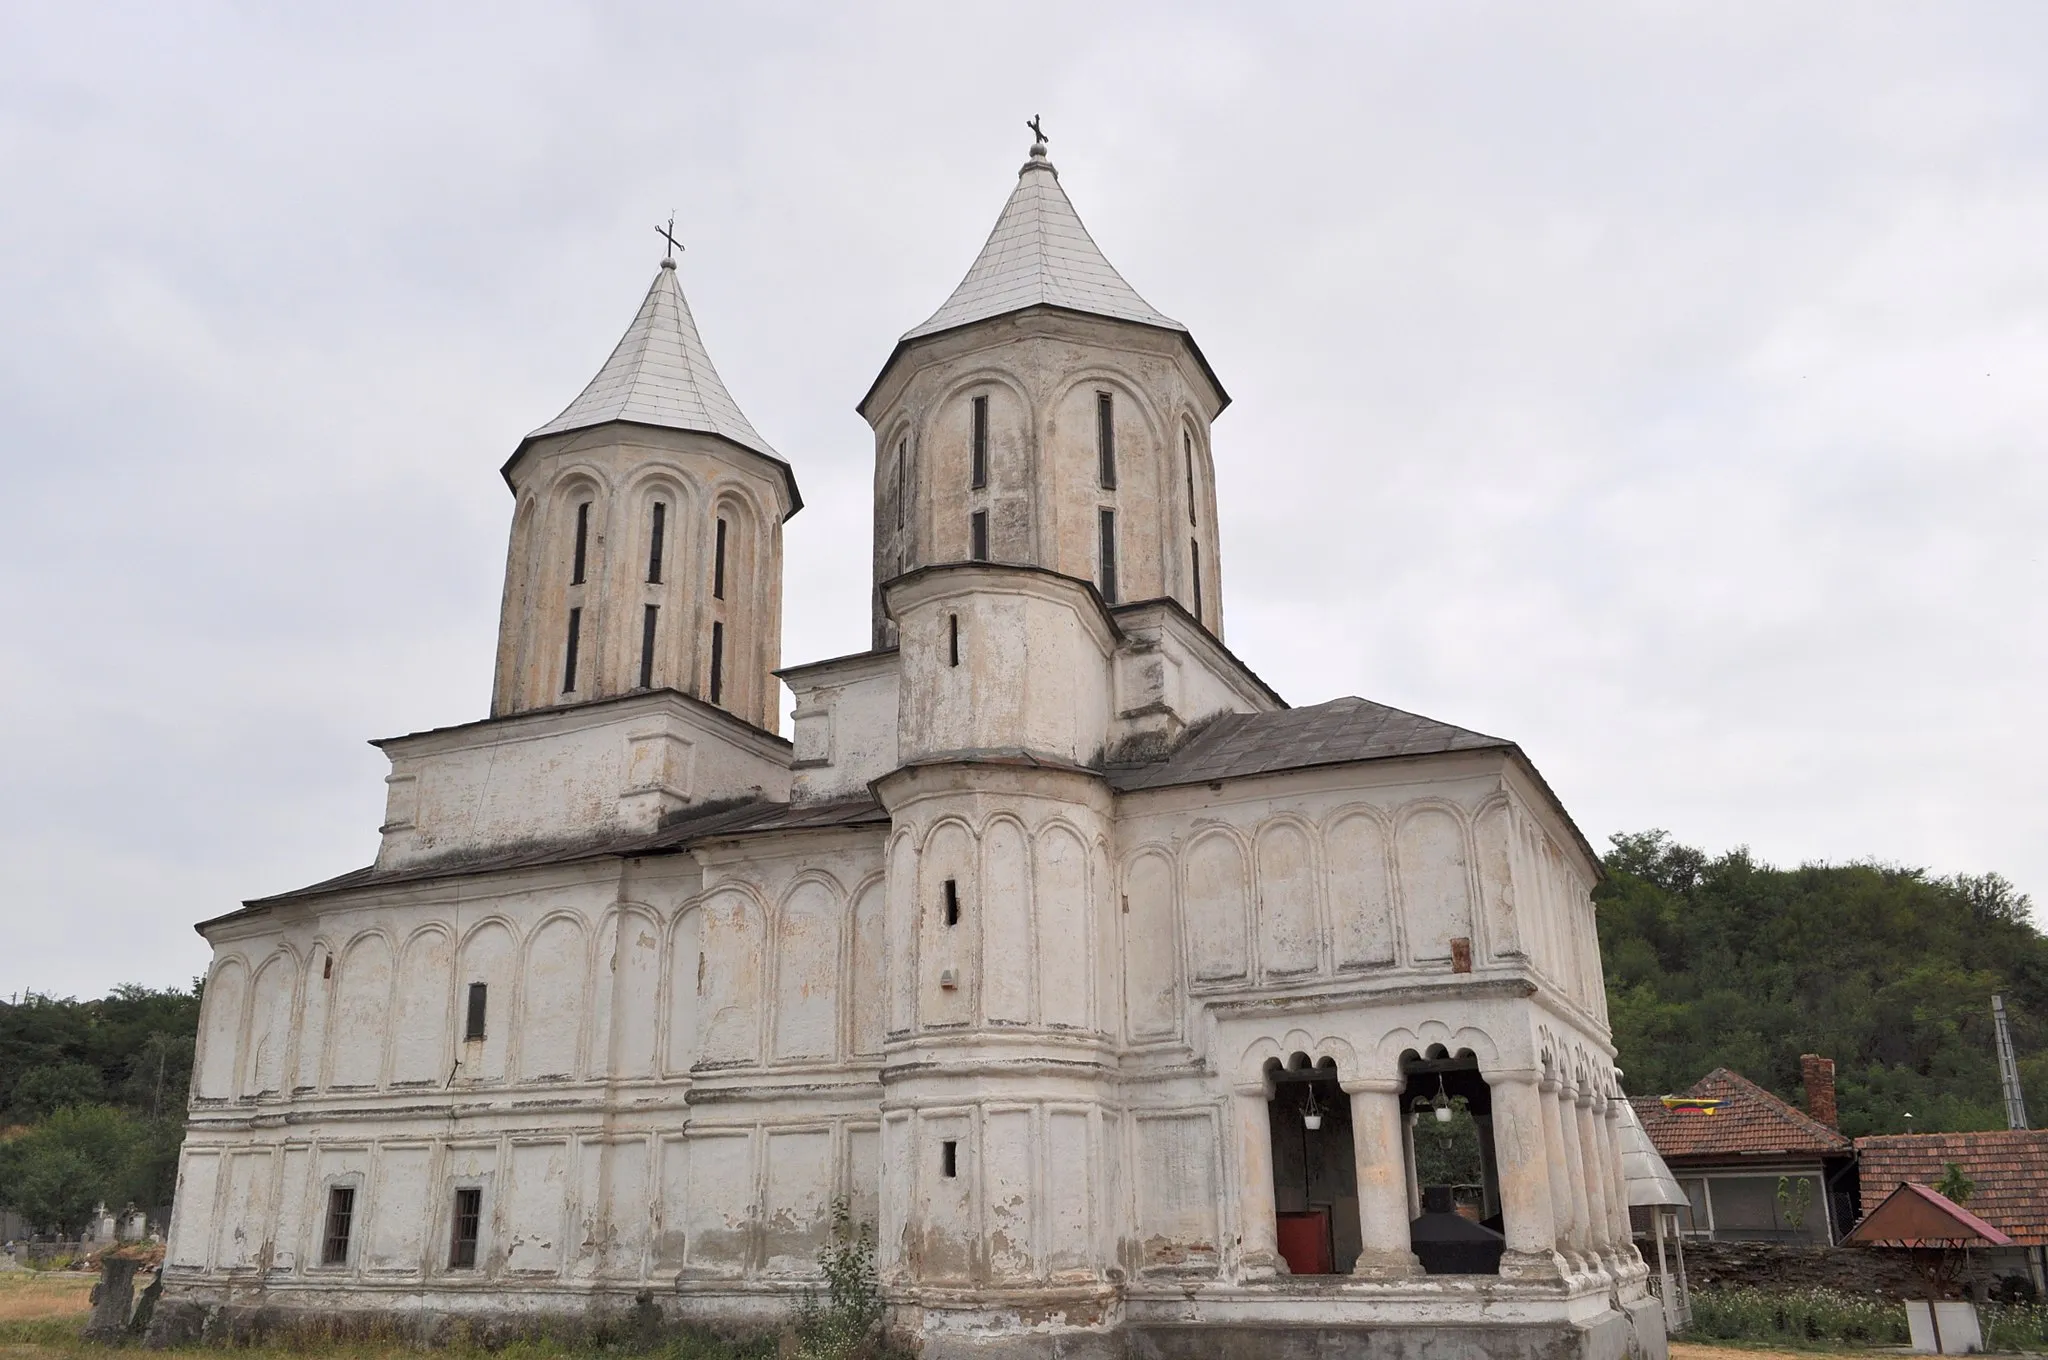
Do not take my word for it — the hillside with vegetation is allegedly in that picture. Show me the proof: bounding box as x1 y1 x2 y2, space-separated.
0 985 198 1236
1596 830 2047 1138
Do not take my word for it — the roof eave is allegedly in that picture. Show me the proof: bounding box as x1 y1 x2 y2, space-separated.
500 421 804 521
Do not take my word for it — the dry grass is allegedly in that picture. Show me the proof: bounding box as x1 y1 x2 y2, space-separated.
1673 1345 1901 1358
0 1274 93 1325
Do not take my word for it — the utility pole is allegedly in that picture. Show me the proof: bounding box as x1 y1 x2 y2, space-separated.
1994 994 2029 1130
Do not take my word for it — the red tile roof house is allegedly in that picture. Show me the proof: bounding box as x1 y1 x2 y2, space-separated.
1631 1057 1855 1245
1856 1129 2048 1293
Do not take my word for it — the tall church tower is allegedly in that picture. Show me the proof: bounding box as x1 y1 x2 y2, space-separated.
491 251 798 732
859 130 1229 648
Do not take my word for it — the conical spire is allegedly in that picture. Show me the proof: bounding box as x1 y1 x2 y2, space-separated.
902 140 1185 343
528 258 777 458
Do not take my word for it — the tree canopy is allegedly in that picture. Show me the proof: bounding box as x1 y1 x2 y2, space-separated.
1596 831 2047 1138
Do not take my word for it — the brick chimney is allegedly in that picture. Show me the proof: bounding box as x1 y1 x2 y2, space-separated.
1801 1054 1837 1128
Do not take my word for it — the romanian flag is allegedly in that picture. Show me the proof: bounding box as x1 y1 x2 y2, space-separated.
1660 1097 1726 1115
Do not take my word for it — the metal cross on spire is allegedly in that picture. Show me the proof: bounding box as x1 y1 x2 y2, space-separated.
1027 114 1046 147
656 214 683 263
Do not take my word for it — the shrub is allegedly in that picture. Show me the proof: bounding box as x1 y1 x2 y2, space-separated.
793 1198 885 1360
1684 1285 1909 1346
1983 1301 2048 1352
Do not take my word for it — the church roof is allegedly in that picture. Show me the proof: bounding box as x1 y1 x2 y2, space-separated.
523 257 778 461
903 142 1183 343
1103 696 1511 793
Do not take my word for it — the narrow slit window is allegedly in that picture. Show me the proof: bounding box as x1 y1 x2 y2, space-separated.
638 604 659 689
322 956 333 980
448 1186 482 1269
1184 431 1198 526
713 518 728 600
947 614 960 668
941 1140 958 1178
896 439 906 529
562 607 582 693
647 502 667 583
1097 508 1119 603
970 395 989 489
571 501 591 585
321 1185 355 1265
943 878 960 926
464 983 487 1042
970 510 989 562
708 620 725 706
1191 540 1203 620
1097 392 1117 489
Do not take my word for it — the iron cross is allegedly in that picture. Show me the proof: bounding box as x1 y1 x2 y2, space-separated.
656 214 683 259
1027 115 1046 145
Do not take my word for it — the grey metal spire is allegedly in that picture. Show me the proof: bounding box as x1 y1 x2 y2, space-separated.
902 136 1185 343
528 257 777 458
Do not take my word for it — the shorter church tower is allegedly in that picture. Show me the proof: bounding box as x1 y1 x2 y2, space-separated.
860 130 1229 648
491 251 798 732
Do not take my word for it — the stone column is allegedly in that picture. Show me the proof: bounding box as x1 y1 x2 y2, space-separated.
1232 1081 1281 1279
1345 1078 1421 1278
1539 1072 1583 1271
1598 1092 1641 1267
1575 1088 1614 1263
1487 1070 1564 1280
1556 1080 1595 1266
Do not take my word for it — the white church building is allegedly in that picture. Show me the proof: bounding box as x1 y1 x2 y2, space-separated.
161 133 1667 1359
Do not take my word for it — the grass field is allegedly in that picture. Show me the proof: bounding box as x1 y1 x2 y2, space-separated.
0 1275 1919 1359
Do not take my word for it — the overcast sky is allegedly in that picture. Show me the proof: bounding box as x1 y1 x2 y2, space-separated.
2 3 2042 1000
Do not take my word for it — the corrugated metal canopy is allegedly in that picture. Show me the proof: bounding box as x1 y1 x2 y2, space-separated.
1616 1098 1691 1208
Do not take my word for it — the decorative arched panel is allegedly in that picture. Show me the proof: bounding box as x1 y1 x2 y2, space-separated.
1035 821 1091 1029
697 889 764 1067
329 935 392 1088
391 927 453 1084
292 945 332 1092
773 879 842 1062
1255 820 1320 977
1395 806 1474 963
243 952 295 1098
849 878 887 1058
1183 830 1249 983
457 920 517 1082
663 906 703 1075
1473 800 1523 960
197 957 248 1100
920 821 976 1027
981 817 1033 1025
609 908 664 1078
518 915 587 1080
886 834 918 1036
1326 810 1397 969
1122 850 1179 1041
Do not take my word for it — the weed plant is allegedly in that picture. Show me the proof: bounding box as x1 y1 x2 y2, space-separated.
1684 1285 1909 1347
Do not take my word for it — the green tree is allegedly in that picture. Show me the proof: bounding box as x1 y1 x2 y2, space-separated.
1935 1162 1975 1205
11 1061 106 1117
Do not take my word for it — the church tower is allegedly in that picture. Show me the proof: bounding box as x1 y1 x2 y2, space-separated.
859 130 1229 648
491 250 798 732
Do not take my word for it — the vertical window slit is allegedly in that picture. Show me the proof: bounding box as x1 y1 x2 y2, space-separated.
709 620 725 706
1191 540 1204 620
1184 431 1198 526
947 614 960 668
1098 508 1119 603
970 510 989 562
942 1141 958 1178
571 501 591 585
1097 391 1117 489
944 878 960 926
464 983 488 1042
639 604 659 689
971 395 989 489
896 439 907 529
562 607 582 694
713 518 728 600
647 502 667 583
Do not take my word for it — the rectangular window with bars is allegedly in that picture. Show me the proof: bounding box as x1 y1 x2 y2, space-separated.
448 1186 482 1269
321 1185 355 1266
1097 393 1117 489
464 983 487 1042
1098 508 1118 603
970 510 989 562
971 395 989 489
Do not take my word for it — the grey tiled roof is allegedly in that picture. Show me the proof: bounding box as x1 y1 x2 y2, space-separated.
903 146 1183 342
1104 697 1511 792
528 260 776 458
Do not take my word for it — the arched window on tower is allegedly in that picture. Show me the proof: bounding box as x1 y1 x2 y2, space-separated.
1184 429 1198 526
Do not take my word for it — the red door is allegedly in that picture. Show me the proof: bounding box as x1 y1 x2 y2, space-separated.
1276 1209 1333 1275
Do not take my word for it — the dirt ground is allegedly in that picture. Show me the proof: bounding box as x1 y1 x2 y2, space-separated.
1672 1346 1901 1358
